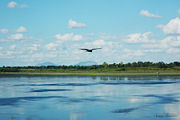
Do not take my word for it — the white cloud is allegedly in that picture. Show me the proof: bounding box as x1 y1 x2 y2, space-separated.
0 34 40 43
115 48 145 62
0 53 15 59
28 44 40 51
140 10 162 18
123 49 144 57
125 32 154 43
45 43 58 51
16 26 27 33
85 39 116 48
84 39 122 58
55 34 71 41
92 39 110 47
46 33 82 52
8 34 24 40
142 36 180 53
7 1 27 8
143 49 162 53
166 48 180 53
162 36 180 47
157 17 180 34
46 33 82 51
68 39 123 64
142 44 159 49
0 50 17 59
92 39 107 47
0 29 8 34
55 33 83 41
31 53 44 61
8 1 17 8
6 51 14 56
73 35 83 41
68 19 86 28
10 45 16 50
0 47 3 50
21 52 58 63
0 47 23 59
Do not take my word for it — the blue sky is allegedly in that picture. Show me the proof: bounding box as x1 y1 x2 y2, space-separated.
0 0 180 66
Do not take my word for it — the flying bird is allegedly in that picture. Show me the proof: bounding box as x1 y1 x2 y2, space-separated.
80 48 102 52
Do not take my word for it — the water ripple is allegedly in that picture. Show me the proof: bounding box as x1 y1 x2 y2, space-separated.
29 88 72 92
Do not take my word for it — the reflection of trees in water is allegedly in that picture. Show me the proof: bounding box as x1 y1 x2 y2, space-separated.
100 77 109 81
91 76 97 80
100 76 126 81
100 75 180 81
1 75 180 81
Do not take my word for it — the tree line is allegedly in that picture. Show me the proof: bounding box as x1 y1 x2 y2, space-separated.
0 61 180 72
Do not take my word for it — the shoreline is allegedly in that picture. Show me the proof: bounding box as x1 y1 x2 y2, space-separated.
1 72 180 76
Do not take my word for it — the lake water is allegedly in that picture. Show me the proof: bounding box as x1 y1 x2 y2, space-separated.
0 75 180 120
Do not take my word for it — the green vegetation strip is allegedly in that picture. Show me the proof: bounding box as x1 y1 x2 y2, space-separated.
1 72 180 76
1 61 180 76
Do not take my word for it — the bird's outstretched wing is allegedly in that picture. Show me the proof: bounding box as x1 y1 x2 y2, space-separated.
91 48 102 50
80 48 89 51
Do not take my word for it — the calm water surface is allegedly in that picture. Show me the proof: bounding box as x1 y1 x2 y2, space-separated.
0 75 180 120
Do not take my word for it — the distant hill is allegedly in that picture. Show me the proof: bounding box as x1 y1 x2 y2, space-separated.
75 61 97 66
36 62 57 66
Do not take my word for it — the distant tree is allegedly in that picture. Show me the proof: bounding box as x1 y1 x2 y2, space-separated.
137 61 143 67
103 62 108 69
156 62 167 68
173 62 180 66
118 62 124 67
132 62 137 67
